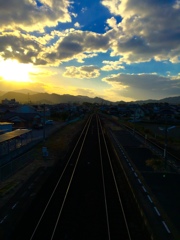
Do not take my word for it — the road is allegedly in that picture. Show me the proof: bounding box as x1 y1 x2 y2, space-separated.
108 120 180 240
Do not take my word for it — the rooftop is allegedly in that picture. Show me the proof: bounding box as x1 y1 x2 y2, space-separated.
0 122 14 125
0 129 31 143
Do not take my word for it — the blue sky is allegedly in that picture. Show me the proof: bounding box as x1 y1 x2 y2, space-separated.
0 0 180 102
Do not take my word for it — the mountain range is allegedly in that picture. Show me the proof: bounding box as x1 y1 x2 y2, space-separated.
0 90 110 104
0 89 180 104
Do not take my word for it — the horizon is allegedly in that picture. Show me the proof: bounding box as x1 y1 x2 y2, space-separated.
1 89 180 104
0 1 180 102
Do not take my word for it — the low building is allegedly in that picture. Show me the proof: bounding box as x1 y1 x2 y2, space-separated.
2 112 42 129
0 122 14 134
0 129 32 166
1 98 19 107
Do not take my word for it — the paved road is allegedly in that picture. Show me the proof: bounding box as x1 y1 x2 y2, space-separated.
111 126 180 239
32 121 66 141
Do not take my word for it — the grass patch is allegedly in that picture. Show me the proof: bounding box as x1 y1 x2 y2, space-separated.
0 182 19 197
146 157 164 171
39 119 86 161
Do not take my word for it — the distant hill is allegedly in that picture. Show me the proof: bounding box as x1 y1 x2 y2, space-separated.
0 91 111 104
0 91 6 96
14 89 38 95
0 90 179 104
134 96 180 104
158 96 180 104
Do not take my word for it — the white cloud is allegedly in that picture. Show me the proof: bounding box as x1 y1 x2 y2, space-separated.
0 0 180 105
106 17 117 29
81 7 87 13
63 65 100 79
0 0 73 31
101 0 123 16
173 0 180 9
101 60 125 71
0 29 103 66
0 31 47 65
71 12 78 18
74 22 82 28
102 0 180 64
1 0 180 68
45 30 110 63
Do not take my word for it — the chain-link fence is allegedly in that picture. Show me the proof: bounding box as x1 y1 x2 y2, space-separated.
0 140 39 181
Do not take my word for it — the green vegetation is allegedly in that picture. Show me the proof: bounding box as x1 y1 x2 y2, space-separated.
146 157 164 171
50 111 70 121
0 181 19 197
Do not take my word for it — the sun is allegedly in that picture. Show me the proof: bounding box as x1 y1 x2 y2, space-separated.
0 59 34 82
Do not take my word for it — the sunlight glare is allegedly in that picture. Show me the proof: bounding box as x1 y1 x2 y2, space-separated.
0 59 34 82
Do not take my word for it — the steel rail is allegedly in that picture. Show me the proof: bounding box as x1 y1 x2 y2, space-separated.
27 113 133 240
97 114 111 240
29 114 93 240
97 114 132 240
50 114 92 240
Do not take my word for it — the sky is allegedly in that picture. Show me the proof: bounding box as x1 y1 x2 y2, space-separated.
0 0 180 102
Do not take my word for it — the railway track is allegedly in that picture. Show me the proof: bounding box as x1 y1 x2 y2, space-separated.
12 114 149 240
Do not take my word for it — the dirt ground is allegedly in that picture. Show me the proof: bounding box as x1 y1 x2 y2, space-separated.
0 119 85 208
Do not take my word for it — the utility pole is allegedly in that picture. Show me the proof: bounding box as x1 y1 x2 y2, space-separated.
164 126 168 170
159 125 176 171
43 103 46 142
42 103 49 159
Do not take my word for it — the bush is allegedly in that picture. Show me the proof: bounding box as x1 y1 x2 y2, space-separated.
146 157 164 171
